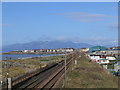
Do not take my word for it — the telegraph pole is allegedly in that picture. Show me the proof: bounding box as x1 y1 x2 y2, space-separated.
63 52 67 88
64 53 67 81
72 52 74 71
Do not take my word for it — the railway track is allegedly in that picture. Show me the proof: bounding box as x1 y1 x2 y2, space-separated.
21 61 64 89
11 51 80 89
38 57 73 89
12 62 60 89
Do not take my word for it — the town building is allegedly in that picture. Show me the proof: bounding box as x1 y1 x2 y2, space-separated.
98 59 109 64
79 48 89 52
23 50 29 53
89 46 106 53
114 61 120 72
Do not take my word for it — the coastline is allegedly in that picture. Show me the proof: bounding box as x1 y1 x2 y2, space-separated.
1 53 65 60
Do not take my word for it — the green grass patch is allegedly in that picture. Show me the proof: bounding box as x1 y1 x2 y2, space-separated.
40 59 50 61
107 64 114 69
110 71 116 73
109 60 120 62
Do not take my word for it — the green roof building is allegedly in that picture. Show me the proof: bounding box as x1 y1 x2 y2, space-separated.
89 46 106 53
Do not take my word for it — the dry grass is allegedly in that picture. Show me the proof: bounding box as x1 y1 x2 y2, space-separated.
65 53 118 88
2 55 64 80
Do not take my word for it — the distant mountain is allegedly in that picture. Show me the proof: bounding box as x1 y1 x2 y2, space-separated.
2 40 93 52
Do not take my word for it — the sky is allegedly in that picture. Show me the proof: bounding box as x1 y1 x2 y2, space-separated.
2 2 118 46
1 0 120 2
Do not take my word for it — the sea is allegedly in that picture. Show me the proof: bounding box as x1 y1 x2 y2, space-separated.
0 54 62 60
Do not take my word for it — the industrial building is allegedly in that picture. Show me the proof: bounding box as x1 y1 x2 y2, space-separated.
89 46 106 53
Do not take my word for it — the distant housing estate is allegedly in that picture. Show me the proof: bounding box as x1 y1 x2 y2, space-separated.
83 46 120 72
8 48 75 54
79 46 120 55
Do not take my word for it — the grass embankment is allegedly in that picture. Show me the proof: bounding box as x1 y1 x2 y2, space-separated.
65 53 118 88
2 56 64 80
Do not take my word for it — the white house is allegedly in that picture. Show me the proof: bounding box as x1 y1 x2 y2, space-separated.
23 50 29 53
114 61 120 72
98 59 109 64
80 48 89 52
29 50 35 53
52 49 56 52
56 48 74 53
89 56 100 62
106 56 116 60
65 48 74 52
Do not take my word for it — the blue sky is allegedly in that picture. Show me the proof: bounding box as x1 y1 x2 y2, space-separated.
2 2 118 46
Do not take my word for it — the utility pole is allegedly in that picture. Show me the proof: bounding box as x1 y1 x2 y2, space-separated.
65 53 67 81
72 53 74 71
64 52 67 87
39 59 41 69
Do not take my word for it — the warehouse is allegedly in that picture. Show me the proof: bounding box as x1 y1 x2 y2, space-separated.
89 46 106 53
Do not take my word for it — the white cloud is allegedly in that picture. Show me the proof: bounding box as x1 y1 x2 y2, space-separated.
108 22 118 30
51 12 116 22
45 36 118 46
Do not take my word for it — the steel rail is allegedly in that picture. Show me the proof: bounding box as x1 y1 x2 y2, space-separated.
11 52 80 89
35 55 75 89
22 61 64 89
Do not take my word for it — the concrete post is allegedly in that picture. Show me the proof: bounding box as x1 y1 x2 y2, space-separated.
8 78 12 90
0 81 2 90
75 60 77 65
